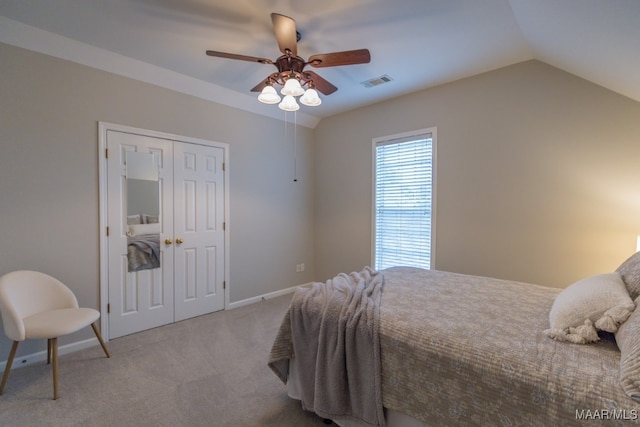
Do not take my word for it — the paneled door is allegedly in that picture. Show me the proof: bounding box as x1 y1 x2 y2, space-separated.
106 130 175 338
173 142 225 321
104 127 226 339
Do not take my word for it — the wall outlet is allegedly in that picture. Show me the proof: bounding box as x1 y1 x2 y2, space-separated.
296 263 305 272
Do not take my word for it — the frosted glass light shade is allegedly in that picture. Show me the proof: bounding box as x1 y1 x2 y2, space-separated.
281 78 304 96
258 85 281 104
300 88 322 106
278 95 299 111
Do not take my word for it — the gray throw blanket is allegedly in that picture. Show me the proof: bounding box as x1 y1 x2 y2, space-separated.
268 267 385 426
127 234 160 272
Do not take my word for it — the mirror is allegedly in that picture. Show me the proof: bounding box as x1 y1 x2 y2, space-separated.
126 151 161 272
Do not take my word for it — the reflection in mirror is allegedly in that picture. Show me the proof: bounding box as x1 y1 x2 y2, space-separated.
125 151 161 272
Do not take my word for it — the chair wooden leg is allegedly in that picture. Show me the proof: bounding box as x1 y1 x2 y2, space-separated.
0 341 19 395
47 339 52 365
51 337 59 400
91 322 111 358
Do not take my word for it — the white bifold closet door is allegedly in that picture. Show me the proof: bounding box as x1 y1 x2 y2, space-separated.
106 130 225 339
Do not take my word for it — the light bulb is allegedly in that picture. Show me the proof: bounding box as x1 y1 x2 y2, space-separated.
258 85 281 104
281 78 304 96
278 95 300 111
300 88 322 106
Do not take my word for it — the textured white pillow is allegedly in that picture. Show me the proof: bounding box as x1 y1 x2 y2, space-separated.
127 223 161 237
544 272 635 344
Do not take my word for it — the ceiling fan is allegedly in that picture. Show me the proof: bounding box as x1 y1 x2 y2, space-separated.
205 13 371 108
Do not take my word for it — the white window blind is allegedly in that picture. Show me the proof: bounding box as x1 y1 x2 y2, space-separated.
374 132 433 270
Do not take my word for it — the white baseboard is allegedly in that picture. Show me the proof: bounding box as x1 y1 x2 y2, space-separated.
0 337 100 370
227 282 309 310
2 284 309 368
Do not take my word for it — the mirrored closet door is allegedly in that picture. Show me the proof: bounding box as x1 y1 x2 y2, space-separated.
104 127 226 339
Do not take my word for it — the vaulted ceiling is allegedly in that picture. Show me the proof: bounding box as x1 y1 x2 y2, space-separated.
1 0 639 127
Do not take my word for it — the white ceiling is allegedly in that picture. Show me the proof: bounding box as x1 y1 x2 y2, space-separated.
1 0 639 128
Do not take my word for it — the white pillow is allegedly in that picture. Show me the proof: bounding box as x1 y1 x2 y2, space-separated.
544 272 635 344
127 214 141 225
142 214 159 224
127 223 161 237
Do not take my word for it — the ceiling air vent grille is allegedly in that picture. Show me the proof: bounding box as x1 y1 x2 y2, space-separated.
361 74 393 88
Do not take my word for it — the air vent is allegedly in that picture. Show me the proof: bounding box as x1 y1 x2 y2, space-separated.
361 74 393 88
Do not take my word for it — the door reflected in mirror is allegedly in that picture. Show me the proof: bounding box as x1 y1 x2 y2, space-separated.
125 151 161 272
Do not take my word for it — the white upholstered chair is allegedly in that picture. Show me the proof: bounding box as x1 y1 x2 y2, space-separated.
0 270 110 400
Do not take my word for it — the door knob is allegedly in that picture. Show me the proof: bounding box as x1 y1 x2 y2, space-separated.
176 238 184 244
164 238 173 245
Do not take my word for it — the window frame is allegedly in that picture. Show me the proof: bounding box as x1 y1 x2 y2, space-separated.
371 127 437 270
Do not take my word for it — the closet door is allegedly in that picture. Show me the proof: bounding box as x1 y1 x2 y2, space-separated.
173 142 226 321
106 131 174 338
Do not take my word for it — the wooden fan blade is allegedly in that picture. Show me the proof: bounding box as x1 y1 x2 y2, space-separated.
271 13 298 57
307 49 371 68
302 71 338 95
206 50 273 65
250 79 269 93
251 72 281 92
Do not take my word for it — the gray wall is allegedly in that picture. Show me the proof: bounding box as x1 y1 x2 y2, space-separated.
314 60 640 287
0 42 315 359
4 42 640 363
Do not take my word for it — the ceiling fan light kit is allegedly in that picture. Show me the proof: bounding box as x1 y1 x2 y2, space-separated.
257 84 281 104
278 94 300 112
281 77 305 97
205 13 371 111
300 88 322 107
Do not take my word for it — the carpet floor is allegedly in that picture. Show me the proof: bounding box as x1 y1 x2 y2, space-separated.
0 294 331 427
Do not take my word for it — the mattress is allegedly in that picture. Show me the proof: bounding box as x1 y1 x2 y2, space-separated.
273 267 640 426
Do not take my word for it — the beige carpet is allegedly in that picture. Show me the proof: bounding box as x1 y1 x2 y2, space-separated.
0 294 331 427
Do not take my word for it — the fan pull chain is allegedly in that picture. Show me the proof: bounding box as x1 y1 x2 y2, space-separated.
284 110 288 164
293 110 298 182
283 110 298 183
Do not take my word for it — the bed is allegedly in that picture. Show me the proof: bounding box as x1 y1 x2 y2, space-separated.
126 222 160 272
269 254 640 426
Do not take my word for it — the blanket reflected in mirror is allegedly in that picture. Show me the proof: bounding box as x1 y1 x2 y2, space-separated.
126 222 161 272
127 234 160 272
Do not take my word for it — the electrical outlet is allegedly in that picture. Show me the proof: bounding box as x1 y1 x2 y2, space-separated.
296 263 305 273
300 263 305 272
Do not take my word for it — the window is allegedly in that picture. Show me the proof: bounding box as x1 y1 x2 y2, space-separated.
373 129 435 270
